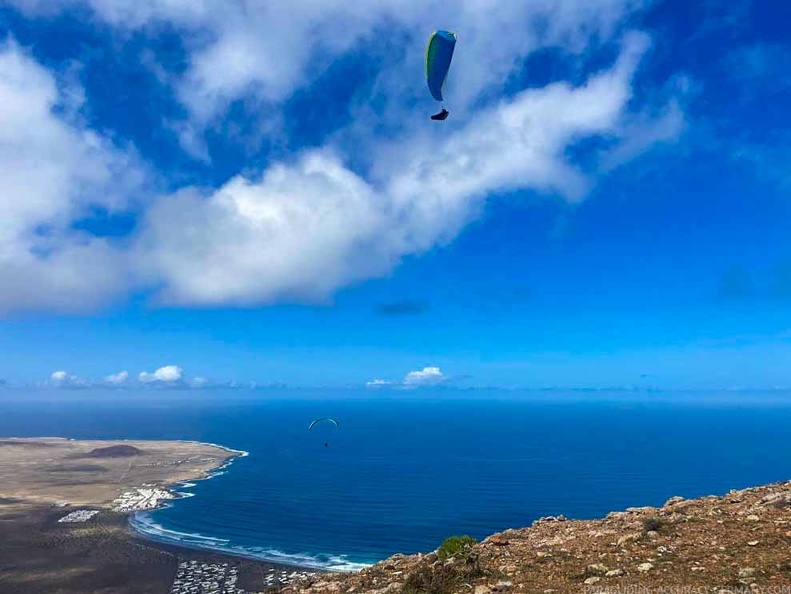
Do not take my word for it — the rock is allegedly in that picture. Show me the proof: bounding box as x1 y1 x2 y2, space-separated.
607 511 627 520
496 581 513 589
617 533 640 546
738 568 756 579
746 514 760 522
587 564 609 576
664 496 685 506
490 535 509 546
536 551 550 559
646 530 659 538
475 586 491 594
637 563 654 573
583 577 601 585
747 541 759 546
534 515 566 525
605 569 624 577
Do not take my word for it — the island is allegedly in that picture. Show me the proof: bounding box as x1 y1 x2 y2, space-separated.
0 437 316 594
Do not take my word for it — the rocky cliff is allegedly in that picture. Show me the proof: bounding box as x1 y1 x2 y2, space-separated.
284 480 791 594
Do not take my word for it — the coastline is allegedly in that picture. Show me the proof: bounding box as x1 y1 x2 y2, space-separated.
115 438 373 573
126 444 372 572
0 436 325 593
1 436 363 573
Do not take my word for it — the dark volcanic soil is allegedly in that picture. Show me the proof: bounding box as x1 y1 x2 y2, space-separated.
82 445 142 458
0 504 310 594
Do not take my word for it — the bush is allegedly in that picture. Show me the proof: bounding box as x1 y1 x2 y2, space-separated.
642 517 664 533
402 539 483 594
437 535 477 561
402 562 461 594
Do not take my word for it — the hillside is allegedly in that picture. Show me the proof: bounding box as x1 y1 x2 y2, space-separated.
83 445 142 458
285 480 791 594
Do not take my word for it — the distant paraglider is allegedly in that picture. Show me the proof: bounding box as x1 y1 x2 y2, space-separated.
309 417 338 448
426 30 457 121
308 417 339 431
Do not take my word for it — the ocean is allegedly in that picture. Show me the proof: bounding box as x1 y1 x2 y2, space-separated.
1 388 790 571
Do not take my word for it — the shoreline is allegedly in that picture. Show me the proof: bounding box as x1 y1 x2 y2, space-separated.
101 437 370 572
3 436 361 572
125 444 372 572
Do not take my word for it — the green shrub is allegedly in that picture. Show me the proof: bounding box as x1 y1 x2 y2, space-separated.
437 535 477 561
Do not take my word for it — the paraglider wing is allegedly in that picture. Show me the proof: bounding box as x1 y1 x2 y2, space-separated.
426 30 457 102
308 417 339 431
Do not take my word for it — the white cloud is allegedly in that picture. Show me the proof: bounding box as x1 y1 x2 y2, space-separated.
136 33 657 305
0 3 685 313
104 370 129 385
139 365 183 383
51 370 69 382
366 379 392 388
0 40 144 314
49 370 86 387
8 0 649 129
403 366 446 386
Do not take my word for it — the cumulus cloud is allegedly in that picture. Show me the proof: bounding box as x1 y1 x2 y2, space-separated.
49 370 87 387
50 370 69 382
0 2 685 313
136 33 659 305
104 370 129 385
139 365 183 384
403 366 446 387
0 40 144 315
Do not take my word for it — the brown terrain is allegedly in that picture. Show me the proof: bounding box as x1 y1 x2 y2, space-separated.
0 437 233 508
286 481 791 594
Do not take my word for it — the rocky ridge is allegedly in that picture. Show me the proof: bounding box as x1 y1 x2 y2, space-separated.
283 480 791 594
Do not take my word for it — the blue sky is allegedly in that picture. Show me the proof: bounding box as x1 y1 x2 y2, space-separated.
0 0 790 390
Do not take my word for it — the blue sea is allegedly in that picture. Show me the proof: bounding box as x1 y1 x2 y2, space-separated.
1 388 791 571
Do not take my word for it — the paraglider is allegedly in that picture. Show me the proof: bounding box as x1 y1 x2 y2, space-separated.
309 417 338 447
426 30 457 121
308 417 339 431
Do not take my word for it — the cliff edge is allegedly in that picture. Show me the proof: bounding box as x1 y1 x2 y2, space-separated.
286 480 791 594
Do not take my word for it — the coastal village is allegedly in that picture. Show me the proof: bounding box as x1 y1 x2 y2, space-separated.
169 561 318 594
170 560 241 594
113 486 176 512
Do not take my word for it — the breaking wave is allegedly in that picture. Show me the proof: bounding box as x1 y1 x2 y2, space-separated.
129 513 372 572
